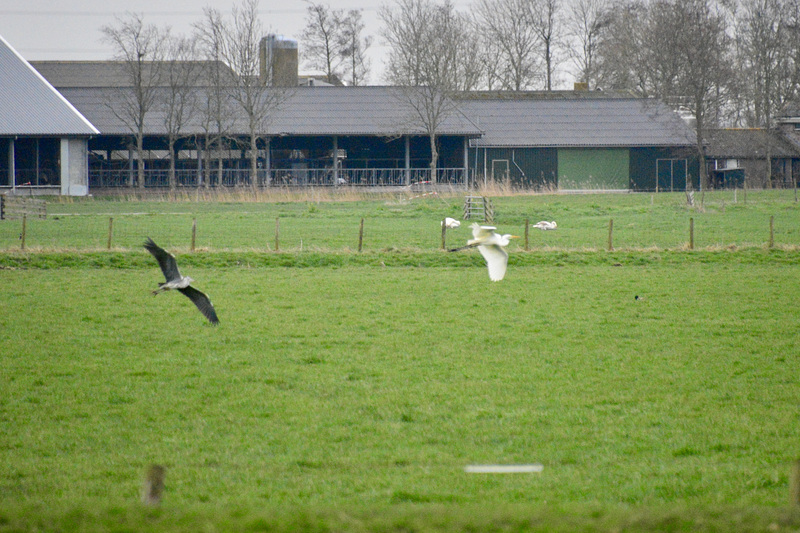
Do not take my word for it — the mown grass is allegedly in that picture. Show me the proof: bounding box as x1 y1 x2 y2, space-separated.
1 190 800 531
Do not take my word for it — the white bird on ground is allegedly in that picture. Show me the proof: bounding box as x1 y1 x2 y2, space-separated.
442 217 461 228
533 220 557 230
450 223 519 281
143 237 219 325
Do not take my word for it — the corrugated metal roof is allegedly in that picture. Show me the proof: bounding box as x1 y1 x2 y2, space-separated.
57 86 483 137
0 35 99 136
459 94 696 148
705 128 800 159
30 60 237 88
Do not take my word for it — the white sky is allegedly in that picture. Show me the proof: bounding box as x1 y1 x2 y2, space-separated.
0 0 473 85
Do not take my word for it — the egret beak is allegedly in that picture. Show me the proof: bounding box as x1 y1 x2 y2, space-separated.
510 235 520 239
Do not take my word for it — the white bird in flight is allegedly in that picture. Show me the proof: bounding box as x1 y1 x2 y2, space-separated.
442 217 461 228
143 237 219 325
450 223 519 281
533 220 557 230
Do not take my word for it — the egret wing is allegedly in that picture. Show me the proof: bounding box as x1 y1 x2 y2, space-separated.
478 244 509 281
144 238 182 283
178 286 220 325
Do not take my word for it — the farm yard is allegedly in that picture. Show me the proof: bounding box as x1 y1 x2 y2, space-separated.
1 189 800 532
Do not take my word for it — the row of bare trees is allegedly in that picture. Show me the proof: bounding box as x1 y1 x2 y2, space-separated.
98 0 800 190
368 0 800 189
100 0 291 191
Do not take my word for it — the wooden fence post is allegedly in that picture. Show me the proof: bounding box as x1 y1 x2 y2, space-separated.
441 219 447 250
769 215 774 249
524 217 530 251
607 218 613 251
107 217 113 250
191 218 197 252
358 218 365 252
792 458 800 506
20 214 26 251
275 217 280 252
689 217 694 250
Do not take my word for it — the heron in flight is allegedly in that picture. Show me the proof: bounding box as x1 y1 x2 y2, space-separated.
143 237 219 325
450 223 519 281
533 220 557 230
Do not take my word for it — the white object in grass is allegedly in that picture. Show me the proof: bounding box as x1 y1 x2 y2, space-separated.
464 464 543 473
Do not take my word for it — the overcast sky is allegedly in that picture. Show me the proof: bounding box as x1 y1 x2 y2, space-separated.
0 0 474 85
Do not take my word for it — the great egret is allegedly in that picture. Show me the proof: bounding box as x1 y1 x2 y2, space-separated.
450 223 519 281
442 217 461 229
143 237 219 325
533 220 557 230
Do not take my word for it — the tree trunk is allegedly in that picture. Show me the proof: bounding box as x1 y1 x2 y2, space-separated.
169 139 176 191
429 133 438 184
137 133 145 190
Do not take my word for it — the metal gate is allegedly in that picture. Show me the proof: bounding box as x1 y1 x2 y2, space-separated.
656 159 688 191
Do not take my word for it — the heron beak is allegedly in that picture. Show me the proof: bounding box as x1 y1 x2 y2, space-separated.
510 235 520 239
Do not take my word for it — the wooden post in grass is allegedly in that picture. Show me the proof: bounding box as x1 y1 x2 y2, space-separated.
607 218 613 251
441 219 447 250
107 217 113 250
20 214 26 250
275 217 280 252
689 217 694 250
769 215 774 249
358 217 364 252
791 459 800 505
524 217 530 251
191 218 197 252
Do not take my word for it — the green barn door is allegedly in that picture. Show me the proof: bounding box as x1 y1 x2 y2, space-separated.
558 148 629 190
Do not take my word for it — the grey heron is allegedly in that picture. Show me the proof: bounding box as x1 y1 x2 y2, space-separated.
143 237 219 325
450 223 519 281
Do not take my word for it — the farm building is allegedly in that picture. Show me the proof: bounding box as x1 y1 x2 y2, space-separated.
2 31 719 195
459 91 699 191
704 128 800 189
0 35 98 196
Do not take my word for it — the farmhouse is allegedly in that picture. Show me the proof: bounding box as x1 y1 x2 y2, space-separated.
1 31 717 196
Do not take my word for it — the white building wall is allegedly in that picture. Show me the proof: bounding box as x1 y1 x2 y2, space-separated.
60 137 88 196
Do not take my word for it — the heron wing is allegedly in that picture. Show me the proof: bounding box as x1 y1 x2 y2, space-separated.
478 244 509 281
144 238 182 282
178 286 219 325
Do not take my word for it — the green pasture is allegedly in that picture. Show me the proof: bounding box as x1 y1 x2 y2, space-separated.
2 191 800 532
2 189 799 252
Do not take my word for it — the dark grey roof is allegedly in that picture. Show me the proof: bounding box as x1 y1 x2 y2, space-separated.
458 92 696 148
705 128 800 159
0 36 99 136
30 60 237 89
57 86 483 137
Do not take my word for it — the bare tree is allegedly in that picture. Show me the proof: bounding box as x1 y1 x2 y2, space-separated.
528 0 563 91
596 1 655 95
198 0 290 190
101 12 169 189
159 35 201 191
565 0 611 88
381 0 479 177
338 9 372 86
474 0 542 90
194 8 237 188
662 0 733 192
300 2 345 84
735 0 800 185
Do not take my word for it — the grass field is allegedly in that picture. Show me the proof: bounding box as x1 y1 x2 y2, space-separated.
2 190 800 532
